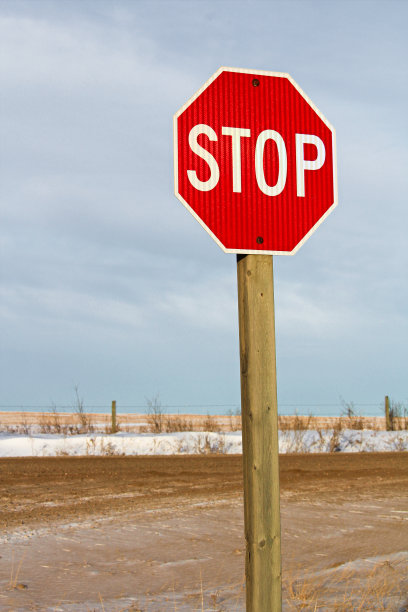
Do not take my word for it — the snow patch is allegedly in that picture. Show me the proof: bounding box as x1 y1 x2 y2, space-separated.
0 429 407 457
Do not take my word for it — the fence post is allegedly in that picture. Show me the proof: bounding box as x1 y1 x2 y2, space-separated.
111 400 117 433
385 396 391 431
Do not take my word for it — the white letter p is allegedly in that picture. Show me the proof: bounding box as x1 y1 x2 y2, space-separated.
295 134 326 197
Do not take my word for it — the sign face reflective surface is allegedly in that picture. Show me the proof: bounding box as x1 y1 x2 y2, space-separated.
174 67 337 255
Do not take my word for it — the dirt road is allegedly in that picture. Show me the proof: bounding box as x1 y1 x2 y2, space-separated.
1 453 408 610
2 453 407 529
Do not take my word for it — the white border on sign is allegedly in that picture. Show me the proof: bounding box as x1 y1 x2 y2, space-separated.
173 66 338 255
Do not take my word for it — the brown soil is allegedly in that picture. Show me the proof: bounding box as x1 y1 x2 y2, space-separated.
1 453 407 530
0 453 408 610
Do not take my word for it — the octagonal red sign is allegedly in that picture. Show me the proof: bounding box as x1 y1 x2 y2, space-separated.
174 67 337 254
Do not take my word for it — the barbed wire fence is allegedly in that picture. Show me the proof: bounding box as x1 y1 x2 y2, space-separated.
0 401 388 415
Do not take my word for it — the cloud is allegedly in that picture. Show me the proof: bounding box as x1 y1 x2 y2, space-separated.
157 272 237 333
1 0 408 409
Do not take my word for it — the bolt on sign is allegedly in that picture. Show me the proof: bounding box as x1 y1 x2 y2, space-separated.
173 68 337 612
174 67 337 253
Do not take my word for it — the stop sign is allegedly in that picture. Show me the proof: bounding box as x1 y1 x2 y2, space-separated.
174 67 337 254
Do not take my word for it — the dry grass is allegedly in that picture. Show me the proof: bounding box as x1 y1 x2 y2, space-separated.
38 408 94 435
84 562 408 611
7 552 27 591
0 410 404 438
35 389 95 435
279 412 314 431
327 419 343 453
388 400 408 431
200 414 220 433
141 412 222 434
164 415 194 432
2 546 407 610
226 409 242 432
284 557 408 611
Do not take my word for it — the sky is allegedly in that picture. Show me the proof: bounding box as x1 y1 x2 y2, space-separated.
1 0 408 416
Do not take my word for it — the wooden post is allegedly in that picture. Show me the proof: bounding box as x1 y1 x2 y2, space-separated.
237 254 282 611
111 400 117 433
385 395 391 431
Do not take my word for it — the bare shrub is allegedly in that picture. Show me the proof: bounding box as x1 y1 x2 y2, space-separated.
85 437 122 455
201 414 219 432
226 408 241 431
284 430 309 453
74 386 93 433
146 394 165 433
217 433 226 453
393 435 408 452
39 388 93 435
200 434 212 454
51 405 62 434
279 412 313 431
328 419 343 452
295 412 313 431
350 416 364 430
340 398 365 430
193 433 225 454
1 424 17 434
40 406 72 434
38 414 49 434
99 439 123 456
389 400 408 431
341 397 356 419
316 427 325 450
278 415 290 431
20 415 30 435
39 411 54 434
164 415 193 432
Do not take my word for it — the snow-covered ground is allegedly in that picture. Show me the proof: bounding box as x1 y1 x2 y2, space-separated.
0 428 407 457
